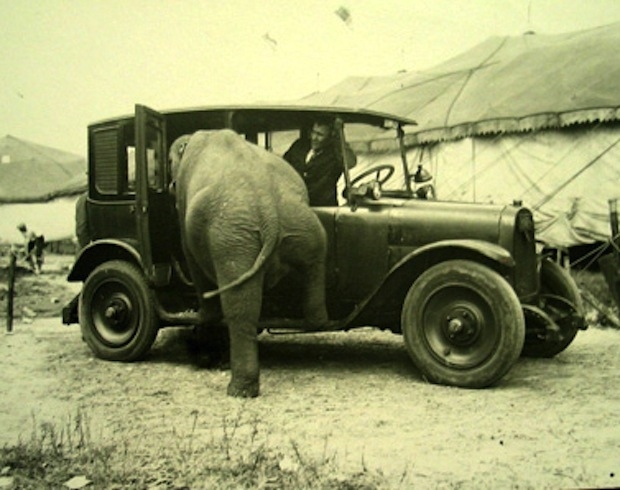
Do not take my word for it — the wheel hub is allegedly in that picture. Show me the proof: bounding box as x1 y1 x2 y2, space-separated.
444 306 480 346
92 289 137 345
104 298 129 325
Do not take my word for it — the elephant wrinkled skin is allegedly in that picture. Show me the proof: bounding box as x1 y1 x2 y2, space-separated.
169 130 329 397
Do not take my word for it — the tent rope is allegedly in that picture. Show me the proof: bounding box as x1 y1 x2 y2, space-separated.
532 131 620 210
570 235 620 294
570 240 610 270
516 120 604 204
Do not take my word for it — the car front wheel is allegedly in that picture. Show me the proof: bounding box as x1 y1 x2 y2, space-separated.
402 260 525 388
79 260 159 361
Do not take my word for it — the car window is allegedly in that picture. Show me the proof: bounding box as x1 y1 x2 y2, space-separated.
126 147 158 194
127 147 136 192
272 130 300 156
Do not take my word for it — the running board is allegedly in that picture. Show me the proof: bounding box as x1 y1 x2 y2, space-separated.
260 318 346 334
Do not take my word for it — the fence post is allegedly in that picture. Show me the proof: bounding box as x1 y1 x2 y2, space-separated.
6 249 16 333
599 199 620 310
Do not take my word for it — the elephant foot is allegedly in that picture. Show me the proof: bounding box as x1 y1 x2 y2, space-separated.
227 379 259 398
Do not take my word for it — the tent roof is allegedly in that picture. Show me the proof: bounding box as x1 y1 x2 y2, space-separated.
0 135 86 203
300 22 620 144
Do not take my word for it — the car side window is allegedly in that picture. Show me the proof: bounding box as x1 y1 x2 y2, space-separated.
126 147 136 193
242 130 297 155
126 147 158 194
272 130 299 156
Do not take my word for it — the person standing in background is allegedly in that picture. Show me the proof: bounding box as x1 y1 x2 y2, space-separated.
16 223 45 274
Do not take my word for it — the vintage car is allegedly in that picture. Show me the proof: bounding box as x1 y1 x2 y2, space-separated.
63 104 586 388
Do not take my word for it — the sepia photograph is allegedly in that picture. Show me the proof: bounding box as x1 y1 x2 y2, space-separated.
1 1 620 488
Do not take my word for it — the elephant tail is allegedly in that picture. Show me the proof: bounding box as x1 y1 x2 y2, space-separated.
202 224 278 300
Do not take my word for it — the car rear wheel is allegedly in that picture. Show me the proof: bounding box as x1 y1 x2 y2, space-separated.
522 258 584 358
79 260 158 361
402 260 525 388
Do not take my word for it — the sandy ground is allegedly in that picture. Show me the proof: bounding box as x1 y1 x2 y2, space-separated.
1 256 619 488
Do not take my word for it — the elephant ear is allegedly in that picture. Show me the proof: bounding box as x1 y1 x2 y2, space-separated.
178 141 188 157
169 135 192 181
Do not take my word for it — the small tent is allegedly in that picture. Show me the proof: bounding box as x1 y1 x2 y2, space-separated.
300 22 620 248
0 135 86 244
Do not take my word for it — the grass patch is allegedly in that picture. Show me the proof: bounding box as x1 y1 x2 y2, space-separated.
572 268 620 327
573 269 612 303
1 409 386 489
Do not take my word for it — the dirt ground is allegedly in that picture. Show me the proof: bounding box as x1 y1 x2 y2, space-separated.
1 255 619 488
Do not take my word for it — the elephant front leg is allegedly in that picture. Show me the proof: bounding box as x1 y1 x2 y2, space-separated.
219 276 263 398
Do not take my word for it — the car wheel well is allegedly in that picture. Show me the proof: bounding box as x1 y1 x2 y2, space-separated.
374 249 515 333
69 242 143 282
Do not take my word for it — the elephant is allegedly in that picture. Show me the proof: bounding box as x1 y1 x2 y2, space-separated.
169 129 329 397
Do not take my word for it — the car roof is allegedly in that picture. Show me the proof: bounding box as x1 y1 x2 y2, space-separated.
91 104 417 134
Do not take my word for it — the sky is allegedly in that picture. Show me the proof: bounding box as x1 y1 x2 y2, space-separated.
2 0 620 156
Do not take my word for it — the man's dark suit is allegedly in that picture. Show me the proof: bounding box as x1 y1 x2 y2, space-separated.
283 139 356 206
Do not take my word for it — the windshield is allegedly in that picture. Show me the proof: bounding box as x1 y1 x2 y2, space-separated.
345 123 409 192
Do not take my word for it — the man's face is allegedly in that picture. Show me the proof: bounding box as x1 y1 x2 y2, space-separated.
310 123 332 151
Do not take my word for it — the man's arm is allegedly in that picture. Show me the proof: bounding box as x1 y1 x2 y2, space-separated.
283 138 306 165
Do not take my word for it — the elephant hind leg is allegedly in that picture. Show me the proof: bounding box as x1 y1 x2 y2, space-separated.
218 273 263 398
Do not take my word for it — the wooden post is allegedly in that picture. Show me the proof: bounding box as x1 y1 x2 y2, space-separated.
609 198 619 253
6 250 16 333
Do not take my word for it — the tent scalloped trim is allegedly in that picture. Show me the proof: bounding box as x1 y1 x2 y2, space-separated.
406 107 620 145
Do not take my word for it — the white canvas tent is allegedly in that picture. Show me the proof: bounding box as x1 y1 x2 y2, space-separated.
300 23 620 248
0 135 86 245
418 125 620 247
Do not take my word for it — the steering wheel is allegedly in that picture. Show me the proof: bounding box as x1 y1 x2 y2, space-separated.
350 164 395 187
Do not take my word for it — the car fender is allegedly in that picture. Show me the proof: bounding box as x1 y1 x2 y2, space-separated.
397 239 515 270
67 239 142 282
387 238 515 289
346 239 516 330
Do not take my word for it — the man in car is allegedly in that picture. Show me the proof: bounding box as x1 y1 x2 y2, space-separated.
283 117 356 206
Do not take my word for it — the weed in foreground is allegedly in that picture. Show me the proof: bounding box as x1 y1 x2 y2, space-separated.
0 408 387 489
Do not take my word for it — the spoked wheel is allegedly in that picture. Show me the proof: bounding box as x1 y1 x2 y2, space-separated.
79 260 159 361
522 258 584 358
402 260 525 388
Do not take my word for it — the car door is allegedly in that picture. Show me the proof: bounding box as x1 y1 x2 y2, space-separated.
135 104 177 286
331 206 391 302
